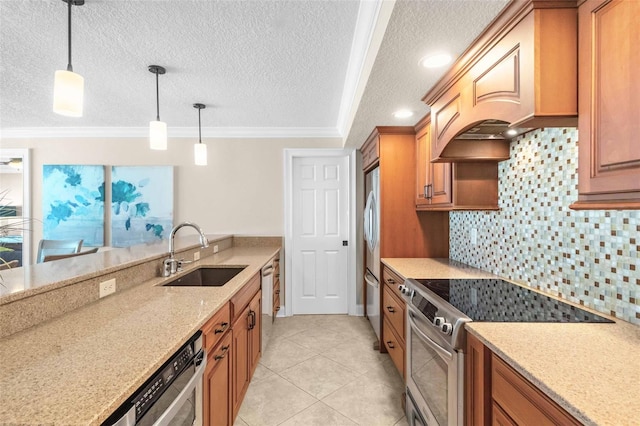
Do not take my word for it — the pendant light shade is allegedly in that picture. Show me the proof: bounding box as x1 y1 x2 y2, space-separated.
53 70 84 117
148 65 167 150
53 0 84 117
193 103 207 166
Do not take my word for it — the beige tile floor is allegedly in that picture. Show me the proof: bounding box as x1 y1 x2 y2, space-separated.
235 315 409 426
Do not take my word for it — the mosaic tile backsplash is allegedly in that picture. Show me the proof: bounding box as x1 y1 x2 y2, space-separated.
449 128 640 325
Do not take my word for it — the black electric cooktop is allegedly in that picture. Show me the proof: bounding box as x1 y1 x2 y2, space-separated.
413 278 614 323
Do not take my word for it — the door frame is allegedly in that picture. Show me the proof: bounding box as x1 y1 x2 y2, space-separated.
0 148 31 266
284 148 358 317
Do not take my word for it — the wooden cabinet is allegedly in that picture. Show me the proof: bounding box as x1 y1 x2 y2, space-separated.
273 254 281 317
465 333 492 426
492 355 581 426
230 272 261 422
422 1 577 162
465 333 581 425
381 265 406 378
360 127 450 259
415 115 500 211
571 0 640 209
204 331 232 426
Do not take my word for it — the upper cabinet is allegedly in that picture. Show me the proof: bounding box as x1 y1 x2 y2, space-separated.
415 115 499 211
422 0 578 163
570 0 640 209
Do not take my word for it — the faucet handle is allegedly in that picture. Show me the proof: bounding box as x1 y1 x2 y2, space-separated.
177 258 194 272
163 258 176 277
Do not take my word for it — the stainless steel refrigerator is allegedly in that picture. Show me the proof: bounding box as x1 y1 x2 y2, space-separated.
364 166 380 340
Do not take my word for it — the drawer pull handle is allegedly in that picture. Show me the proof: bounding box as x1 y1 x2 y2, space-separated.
214 322 229 334
214 345 230 361
387 278 395 284
386 306 395 313
386 341 395 349
275 306 280 311
275 290 280 295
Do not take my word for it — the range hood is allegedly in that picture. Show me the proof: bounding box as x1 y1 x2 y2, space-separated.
423 0 578 163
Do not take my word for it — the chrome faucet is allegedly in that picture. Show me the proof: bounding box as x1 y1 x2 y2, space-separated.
163 222 209 277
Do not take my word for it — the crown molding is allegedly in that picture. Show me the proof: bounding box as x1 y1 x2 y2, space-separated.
0 126 342 139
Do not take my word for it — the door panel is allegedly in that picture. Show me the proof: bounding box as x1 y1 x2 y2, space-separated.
292 156 349 314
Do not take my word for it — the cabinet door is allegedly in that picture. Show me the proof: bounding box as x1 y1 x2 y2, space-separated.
232 305 251 420
204 332 232 426
416 121 452 209
249 290 262 376
575 0 640 207
465 333 491 426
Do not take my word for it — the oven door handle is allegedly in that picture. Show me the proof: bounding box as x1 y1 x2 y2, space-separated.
408 311 453 362
153 350 207 426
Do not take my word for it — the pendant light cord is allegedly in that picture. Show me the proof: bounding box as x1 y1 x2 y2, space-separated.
155 71 160 121
66 0 73 72
198 108 202 143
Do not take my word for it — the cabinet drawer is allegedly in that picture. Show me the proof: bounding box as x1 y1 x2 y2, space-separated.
230 272 261 321
382 266 405 301
382 316 405 379
382 284 405 341
492 354 581 426
202 302 231 353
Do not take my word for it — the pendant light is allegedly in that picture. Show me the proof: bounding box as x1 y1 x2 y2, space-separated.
193 103 207 166
53 0 85 117
148 65 167 150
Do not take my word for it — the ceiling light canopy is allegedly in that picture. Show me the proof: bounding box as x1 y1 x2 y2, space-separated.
53 0 84 117
420 52 452 68
193 103 207 166
393 109 414 119
148 65 167 150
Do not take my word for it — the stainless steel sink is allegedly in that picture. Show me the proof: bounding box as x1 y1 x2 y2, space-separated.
162 266 246 287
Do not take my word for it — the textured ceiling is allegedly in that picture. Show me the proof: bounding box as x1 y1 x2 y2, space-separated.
0 0 509 143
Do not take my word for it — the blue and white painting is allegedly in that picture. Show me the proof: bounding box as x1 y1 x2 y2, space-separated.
111 166 173 247
42 165 105 246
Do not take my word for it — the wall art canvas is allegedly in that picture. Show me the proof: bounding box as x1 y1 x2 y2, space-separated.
111 166 173 247
42 165 105 246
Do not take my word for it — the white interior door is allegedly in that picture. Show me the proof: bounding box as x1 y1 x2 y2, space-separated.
292 155 349 314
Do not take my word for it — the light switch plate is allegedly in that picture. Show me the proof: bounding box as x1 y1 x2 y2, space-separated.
213 245 219 253
99 278 116 298
193 251 200 261
470 228 478 245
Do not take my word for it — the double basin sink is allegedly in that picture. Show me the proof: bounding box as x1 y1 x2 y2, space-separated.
162 266 246 287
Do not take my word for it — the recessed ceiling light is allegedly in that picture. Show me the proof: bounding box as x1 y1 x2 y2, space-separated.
420 53 452 68
505 129 518 136
393 110 414 119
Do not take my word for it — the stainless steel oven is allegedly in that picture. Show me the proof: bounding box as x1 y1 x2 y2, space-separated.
406 302 464 426
104 331 206 426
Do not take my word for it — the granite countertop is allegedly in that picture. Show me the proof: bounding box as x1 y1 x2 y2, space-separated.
382 257 640 426
0 245 279 425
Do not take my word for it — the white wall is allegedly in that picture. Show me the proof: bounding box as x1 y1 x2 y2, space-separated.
2 136 342 258
0 173 23 208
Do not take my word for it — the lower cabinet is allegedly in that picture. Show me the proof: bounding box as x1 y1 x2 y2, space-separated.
230 273 262 422
381 265 406 378
201 271 262 426
465 333 581 426
204 331 232 426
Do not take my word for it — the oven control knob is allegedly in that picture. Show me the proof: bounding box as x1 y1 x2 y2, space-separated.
398 284 406 293
441 323 453 335
433 316 444 327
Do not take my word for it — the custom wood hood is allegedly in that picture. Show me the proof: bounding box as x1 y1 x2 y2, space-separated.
422 0 578 162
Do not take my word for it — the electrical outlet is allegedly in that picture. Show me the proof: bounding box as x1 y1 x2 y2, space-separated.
213 245 219 254
193 251 200 261
470 228 478 245
99 278 116 298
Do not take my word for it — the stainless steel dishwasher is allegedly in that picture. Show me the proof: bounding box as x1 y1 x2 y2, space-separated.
261 260 274 352
103 331 205 426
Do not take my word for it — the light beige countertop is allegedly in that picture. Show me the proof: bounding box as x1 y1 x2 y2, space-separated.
0 245 279 425
381 257 498 280
382 257 640 426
